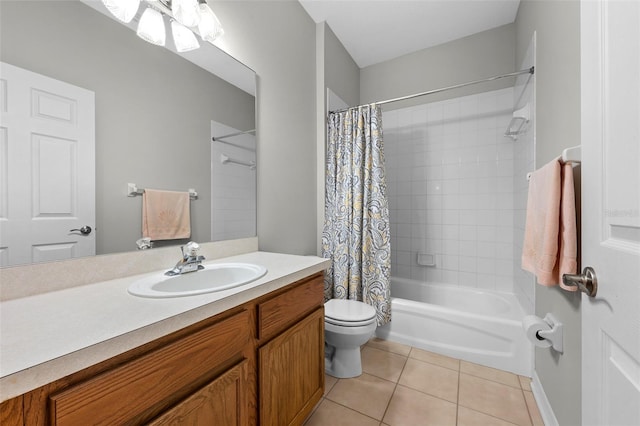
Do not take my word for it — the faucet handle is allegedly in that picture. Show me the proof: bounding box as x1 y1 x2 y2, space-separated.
183 241 200 257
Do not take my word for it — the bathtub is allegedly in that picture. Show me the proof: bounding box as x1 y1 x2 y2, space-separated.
376 277 532 376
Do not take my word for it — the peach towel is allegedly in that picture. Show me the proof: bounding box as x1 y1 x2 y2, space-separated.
521 157 578 290
142 189 191 240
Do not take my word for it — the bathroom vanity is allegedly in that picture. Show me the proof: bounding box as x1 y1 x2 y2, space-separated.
0 251 329 425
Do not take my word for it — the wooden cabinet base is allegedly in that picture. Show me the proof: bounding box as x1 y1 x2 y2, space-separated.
0 272 325 426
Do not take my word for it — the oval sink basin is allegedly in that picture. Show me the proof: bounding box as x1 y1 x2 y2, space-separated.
128 263 267 298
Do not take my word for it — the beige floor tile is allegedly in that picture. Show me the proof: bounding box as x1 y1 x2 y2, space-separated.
326 373 396 420
459 374 531 426
519 375 532 391
399 358 459 403
383 384 457 426
325 374 339 396
409 347 460 371
361 346 408 382
457 406 518 426
460 361 521 388
523 391 544 426
304 399 380 426
367 337 412 356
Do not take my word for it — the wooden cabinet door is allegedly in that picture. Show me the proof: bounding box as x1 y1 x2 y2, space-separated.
0 396 23 426
49 310 249 425
259 308 324 426
149 360 248 426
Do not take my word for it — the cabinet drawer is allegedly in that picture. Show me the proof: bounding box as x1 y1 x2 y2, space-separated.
258 273 324 341
149 360 248 426
49 310 250 426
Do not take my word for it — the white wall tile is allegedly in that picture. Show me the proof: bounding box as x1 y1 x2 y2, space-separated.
384 87 520 293
477 273 496 290
495 242 514 259
477 257 496 275
442 255 459 271
425 268 443 282
442 210 460 225
459 225 477 241
396 250 412 266
441 270 459 285
442 224 460 240
442 239 459 255
459 241 477 257
459 256 477 273
458 271 477 288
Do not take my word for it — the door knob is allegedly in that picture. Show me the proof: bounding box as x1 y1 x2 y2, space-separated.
562 266 598 297
70 226 92 235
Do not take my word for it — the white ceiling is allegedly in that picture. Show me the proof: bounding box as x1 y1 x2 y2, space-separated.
299 0 521 68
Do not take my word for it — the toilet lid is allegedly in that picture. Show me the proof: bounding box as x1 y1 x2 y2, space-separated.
325 299 376 326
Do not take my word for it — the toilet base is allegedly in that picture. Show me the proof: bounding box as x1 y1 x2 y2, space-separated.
324 345 364 378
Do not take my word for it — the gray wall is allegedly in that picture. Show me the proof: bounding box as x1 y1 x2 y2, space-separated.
315 22 361 254
515 2 582 425
324 24 360 107
360 23 517 108
211 1 318 255
0 1 255 255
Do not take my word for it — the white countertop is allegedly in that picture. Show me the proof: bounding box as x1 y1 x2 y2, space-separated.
0 251 330 402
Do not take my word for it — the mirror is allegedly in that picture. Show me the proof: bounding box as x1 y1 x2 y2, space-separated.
0 0 256 267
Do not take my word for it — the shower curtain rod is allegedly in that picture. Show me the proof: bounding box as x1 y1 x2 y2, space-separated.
329 67 535 114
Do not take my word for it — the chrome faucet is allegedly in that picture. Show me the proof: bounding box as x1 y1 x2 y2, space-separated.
165 242 205 276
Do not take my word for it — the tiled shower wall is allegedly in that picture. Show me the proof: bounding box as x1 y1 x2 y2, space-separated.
211 122 257 242
512 42 536 315
384 87 520 293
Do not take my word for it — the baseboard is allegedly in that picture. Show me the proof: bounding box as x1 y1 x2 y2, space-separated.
531 370 559 426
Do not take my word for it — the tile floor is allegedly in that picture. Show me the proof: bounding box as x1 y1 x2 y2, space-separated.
305 338 543 426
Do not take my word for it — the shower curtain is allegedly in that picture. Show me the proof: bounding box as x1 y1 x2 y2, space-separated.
322 104 391 326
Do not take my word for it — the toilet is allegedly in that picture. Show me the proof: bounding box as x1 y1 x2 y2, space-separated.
324 299 377 378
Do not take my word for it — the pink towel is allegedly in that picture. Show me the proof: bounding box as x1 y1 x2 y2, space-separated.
142 189 191 240
521 157 578 290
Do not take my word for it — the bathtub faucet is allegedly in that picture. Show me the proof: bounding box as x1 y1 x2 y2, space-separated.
165 242 205 276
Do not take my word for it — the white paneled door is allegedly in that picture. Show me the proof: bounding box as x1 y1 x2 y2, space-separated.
0 62 95 267
581 1 640 425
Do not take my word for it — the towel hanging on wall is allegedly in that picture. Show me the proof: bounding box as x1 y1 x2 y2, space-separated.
521 157 578 289
142 189 191 240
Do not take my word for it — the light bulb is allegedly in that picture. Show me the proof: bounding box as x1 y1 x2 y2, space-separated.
101 0 140 23
172 0 200 28
197 1 224 43
171 20 200 52
137 6 166 46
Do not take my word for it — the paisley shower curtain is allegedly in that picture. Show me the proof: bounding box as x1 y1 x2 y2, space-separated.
322 104 391 326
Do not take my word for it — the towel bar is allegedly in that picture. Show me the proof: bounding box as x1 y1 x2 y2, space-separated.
220 153 256 170
127 183 198 200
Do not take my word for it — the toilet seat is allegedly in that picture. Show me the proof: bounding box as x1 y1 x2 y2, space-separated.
325 299 376 327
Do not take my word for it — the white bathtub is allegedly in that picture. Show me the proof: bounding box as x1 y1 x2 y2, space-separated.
376 277 532 376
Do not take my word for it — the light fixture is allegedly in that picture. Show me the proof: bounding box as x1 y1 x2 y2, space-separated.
137 6 166 46
102 0 141 23
197 0 224 43
172 0 201 28
102 0 223 51
171 20 200 52
102 0 140 23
